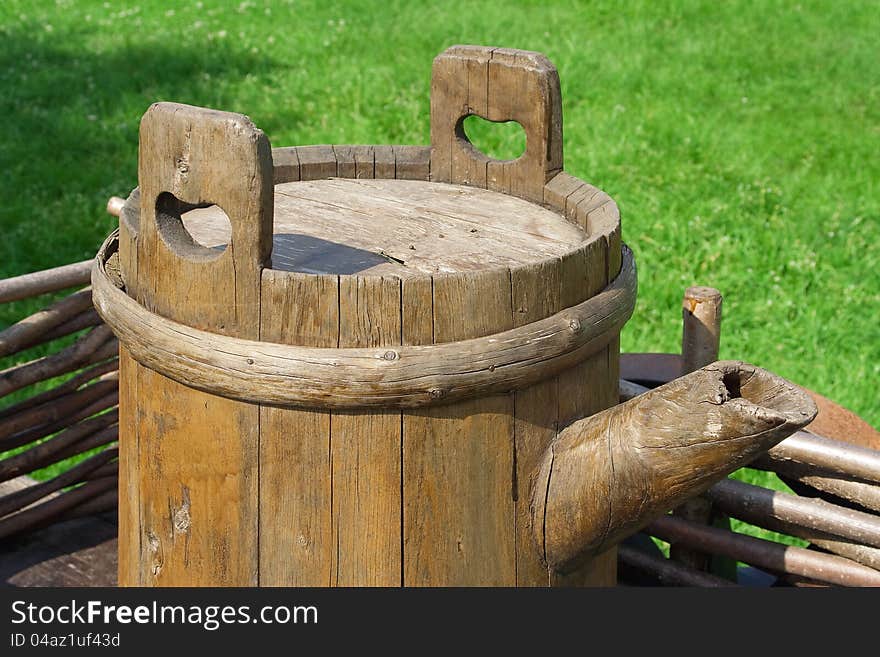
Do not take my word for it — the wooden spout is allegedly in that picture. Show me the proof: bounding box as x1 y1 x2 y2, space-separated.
530 360 817 573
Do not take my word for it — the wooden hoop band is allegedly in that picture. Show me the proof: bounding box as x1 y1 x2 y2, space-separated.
92 230 636 409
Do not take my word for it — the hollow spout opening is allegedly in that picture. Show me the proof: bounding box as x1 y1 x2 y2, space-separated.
722 370 741 399
710 360 818 428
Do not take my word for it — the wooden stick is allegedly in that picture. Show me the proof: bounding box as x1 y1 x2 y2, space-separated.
0 358 118 421
0 373 118 442
531 360 816 572
703 499 880 571
0 390 118 455
618 544 736 587
0 325 116 399
763 430 880 486
672 286 724 571
705 477 880 549
52 422 119 461
777 573 832 587
0 287 95 358
647 514 880 587
0 412 118 482
16 309 103 353
88 459 119 480
106 196 126 218
810 537 880 571
755 459 880 514
0 476 117 540
0 448 118 518
681 286 722 373
0 260 93 305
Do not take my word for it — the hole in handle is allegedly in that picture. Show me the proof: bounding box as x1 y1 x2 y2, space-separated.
156 192 232 261
461 115 526 162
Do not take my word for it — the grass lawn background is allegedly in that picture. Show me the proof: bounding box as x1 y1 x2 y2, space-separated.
1 1 878 549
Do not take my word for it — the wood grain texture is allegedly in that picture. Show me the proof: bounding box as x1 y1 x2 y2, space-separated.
374 145 396 179
181 178 586 277
681 286 723 374
0 288 94 358
511 259 560 586
116 348 138 586
272 146 301 184
0 260 92 304
132 102 272 585
763 430 880 485
403 267 516 586
331 275 402 585
763 459 880 514
259 270 337 585
533 361 818 572
296 145 337 180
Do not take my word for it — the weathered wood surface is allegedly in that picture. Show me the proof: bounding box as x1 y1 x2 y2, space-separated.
258 271 337 586
0 450 117 519
183 179 586 276
680 286 722 374
0 325 116 400
121 102 273 586
0 372 116 447
403 268 517 585
331 275 403 585
532 361 817 572
697 486 880 571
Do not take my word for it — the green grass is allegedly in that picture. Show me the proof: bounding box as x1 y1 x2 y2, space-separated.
1 1 878 548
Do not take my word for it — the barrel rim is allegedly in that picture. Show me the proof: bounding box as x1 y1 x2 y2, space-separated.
118 145 622 290
92 230 637 410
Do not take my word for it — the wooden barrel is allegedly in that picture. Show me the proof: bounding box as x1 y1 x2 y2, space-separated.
93 46 636 586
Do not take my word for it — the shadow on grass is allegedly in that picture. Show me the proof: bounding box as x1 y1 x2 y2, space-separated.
0 25 280 280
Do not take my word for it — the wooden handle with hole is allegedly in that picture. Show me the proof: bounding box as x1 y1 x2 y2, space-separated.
430 45 563 203
135 101 273 338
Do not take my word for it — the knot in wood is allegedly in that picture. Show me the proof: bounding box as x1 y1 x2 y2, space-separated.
569 318 581 332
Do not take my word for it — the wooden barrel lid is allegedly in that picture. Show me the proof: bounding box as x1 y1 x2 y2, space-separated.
181 178 586 278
